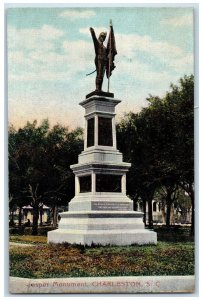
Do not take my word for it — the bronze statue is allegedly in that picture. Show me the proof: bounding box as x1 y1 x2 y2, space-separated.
90 28 107 91
89 21 117 93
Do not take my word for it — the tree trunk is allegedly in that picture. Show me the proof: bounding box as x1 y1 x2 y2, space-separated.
133 195 139 211
180 183 194 236
18 207 22 227
190 191 194 236
40 209 43 226
32 205 39 235
11 210 14 223
143 199 146 225
148 199 153 228
9 210 15 226
161 201 166 223
141 188 155 227
52 205 58 228
166 201 172 227
170 205 175 225
133 199 137 211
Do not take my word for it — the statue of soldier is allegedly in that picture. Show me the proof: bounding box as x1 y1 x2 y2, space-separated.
89 27 108 92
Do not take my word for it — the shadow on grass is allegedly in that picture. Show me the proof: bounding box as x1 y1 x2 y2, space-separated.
152 225 194 243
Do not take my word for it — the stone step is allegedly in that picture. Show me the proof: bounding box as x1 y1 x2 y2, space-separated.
59 211 144 218
48 229 157 245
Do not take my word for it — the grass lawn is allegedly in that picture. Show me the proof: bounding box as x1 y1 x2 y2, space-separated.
10 235 47 244
9 239 194 278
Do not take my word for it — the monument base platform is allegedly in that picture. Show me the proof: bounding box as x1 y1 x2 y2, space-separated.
47 211 157 246
48 229 157 246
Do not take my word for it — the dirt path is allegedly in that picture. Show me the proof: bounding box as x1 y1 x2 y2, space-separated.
9 242 35 247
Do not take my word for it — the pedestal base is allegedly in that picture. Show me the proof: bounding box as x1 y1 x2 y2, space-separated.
48 211 157 246
86 90 114 99
48 229 157 246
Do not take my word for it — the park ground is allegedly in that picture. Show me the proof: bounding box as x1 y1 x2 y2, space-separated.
9 226 195 279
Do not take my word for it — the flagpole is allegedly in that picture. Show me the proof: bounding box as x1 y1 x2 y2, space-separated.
107 20 112 93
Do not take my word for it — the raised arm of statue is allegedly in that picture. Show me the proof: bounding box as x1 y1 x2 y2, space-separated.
90 27 98 54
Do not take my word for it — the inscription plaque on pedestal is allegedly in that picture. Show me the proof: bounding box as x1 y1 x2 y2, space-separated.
92 201 132 211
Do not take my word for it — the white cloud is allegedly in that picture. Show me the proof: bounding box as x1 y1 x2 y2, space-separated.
27 39 93 75
167 53 194 73
7 25 64 51
109 32 193 77
8 51 34 69
116 33 183 60
161 14 193 27
117 59 172 84
59 9 95 20
8 39 94 83
9 71 71 82
28 51 69 68
40 24 64 39
63 39 93 71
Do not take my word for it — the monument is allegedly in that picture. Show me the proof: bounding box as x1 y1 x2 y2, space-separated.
48 22 157 245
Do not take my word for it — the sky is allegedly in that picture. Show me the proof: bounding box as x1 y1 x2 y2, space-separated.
7 7 194 130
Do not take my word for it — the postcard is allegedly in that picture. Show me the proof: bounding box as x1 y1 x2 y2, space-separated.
7 5 195 294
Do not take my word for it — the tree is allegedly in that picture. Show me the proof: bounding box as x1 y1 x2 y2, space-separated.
117 75 194 232
9 125 31 227
139 75 194 231
9 120 50 234
117 113 160 227
155 184 179 227
147 75 194 232
166 75 194 234
43 125 83 227
8 120 83 235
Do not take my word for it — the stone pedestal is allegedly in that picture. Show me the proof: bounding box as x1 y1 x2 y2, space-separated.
48 95 157 245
